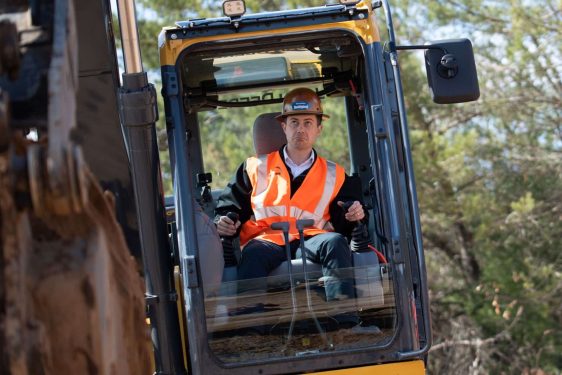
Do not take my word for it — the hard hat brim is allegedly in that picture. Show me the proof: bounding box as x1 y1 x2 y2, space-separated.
275 112 330 121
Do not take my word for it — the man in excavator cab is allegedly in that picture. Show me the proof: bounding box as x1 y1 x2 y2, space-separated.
149 1 479 372
214 87 378 331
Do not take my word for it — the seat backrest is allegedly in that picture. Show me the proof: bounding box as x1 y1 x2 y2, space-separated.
253 112 286 155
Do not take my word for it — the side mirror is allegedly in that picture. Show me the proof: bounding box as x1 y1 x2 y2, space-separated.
424 38 480 104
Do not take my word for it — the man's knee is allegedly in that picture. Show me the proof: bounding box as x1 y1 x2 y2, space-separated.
240 241 268 261
322 232 350 252
309 232 351 264
238 241 268 279
238 240 284 280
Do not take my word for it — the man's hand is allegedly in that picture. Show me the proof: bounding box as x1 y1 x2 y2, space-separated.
337 201 365 222
216 215 241 236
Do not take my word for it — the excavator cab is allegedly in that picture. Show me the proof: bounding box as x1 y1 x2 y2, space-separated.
153 1 479 374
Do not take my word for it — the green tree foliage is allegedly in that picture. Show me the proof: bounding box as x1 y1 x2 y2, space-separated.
129 0 561 373
387 0 562 373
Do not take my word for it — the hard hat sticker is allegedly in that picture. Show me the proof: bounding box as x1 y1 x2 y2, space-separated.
292 101 310 110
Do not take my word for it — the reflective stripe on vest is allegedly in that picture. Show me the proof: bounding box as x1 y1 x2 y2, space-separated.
253 154 268 208
240 151 345 246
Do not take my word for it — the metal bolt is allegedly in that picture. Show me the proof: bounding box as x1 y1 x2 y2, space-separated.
171 33 177 40
358 13 365 19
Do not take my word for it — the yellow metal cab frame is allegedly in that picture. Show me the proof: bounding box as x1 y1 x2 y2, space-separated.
159 1 438 374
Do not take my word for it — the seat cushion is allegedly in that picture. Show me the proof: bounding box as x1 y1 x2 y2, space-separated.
253 112 285 155
267 258 323 287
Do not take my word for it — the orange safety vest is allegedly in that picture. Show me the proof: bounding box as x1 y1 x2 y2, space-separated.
239 151 345 246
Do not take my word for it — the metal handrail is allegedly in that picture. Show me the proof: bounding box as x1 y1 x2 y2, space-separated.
116 0 143 74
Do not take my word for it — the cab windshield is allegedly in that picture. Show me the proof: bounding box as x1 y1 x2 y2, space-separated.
181 33 398 365
205 264 394 363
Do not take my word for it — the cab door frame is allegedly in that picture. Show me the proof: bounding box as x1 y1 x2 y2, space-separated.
161 26 430 375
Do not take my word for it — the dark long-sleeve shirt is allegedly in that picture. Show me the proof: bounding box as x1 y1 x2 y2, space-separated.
214 148 366 238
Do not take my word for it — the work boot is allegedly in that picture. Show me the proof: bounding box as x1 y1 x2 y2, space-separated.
332 312 382 334
350 321 382 334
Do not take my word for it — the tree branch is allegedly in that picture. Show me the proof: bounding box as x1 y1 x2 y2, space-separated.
430 306 524 353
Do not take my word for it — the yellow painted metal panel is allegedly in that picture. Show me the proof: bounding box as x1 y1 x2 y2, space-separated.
159 16 380 66
174 266 189 370
309 360 425 375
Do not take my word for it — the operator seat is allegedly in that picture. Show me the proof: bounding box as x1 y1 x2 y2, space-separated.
220 113 288 287
222 112 385 307
221 112 323 288
253 112 286 154
249 112 386 304
252 112 323 285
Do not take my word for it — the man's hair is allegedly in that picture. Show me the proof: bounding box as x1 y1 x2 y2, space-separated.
316 115 323 126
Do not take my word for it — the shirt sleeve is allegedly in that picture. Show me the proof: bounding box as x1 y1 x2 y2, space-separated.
329 174 368 238
213 161 254 228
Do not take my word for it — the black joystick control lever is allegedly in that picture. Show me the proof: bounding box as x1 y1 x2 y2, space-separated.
221 212 239 266
269 221 299 349
343 201 370 252
226 212 239 225
296 219 331 347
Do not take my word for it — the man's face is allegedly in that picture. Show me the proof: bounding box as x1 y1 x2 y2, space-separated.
281 114 323 151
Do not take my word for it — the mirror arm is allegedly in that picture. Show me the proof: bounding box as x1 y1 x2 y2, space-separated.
395 44 448 54
392 44 458 79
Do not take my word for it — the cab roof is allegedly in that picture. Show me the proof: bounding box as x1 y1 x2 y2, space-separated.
166 4 371 41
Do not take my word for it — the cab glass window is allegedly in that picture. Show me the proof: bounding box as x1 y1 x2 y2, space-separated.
180 36 398 365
